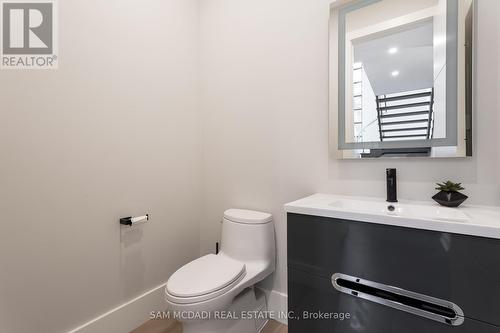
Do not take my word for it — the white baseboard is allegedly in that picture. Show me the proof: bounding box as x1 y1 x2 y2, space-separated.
66 284 288 333
67 283 167 333
260 289 288 325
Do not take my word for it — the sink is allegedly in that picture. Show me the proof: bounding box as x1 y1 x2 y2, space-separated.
285 194 500 239
328 198 470 222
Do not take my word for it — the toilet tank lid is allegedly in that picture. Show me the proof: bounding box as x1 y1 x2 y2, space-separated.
224 209 272 224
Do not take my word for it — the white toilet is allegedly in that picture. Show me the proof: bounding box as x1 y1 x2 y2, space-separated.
165 209 275 333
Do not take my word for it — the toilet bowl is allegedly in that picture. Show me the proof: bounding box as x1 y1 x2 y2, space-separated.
165 209 275 333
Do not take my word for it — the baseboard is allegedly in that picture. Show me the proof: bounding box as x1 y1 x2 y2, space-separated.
67 283 167 333
67 284 287 332
260 288 288 325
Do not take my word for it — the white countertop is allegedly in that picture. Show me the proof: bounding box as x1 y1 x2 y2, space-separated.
284 193 500 239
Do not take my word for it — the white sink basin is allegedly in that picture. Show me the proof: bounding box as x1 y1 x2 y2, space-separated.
284 194 500 239
328 198 470 222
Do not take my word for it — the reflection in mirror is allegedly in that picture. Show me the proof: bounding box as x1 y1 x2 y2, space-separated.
350 19 441 142
331 0 474 159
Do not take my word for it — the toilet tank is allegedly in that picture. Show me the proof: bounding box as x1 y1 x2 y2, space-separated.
220 209 275 264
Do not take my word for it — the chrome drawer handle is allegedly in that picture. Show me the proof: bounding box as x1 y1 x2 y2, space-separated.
332 273 464 326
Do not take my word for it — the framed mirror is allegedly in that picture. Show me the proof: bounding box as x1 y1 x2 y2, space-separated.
330 0 474 159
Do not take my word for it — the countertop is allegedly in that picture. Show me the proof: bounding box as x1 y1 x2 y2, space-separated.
285 193 500 239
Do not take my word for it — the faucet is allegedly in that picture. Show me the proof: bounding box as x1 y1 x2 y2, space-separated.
386 168 398 203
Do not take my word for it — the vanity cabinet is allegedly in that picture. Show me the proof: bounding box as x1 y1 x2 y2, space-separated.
287 213 500 332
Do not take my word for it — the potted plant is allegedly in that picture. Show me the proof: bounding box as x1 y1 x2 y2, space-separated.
432 181 468 207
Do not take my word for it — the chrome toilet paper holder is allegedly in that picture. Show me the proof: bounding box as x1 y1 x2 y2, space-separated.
120 214 149 226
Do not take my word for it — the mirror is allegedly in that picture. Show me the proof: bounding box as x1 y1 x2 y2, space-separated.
330 0 474 159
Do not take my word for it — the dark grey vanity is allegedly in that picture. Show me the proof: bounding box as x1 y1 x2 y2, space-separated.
286 194 500 332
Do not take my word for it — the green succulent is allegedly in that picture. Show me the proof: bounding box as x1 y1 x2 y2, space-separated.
435 181 465 193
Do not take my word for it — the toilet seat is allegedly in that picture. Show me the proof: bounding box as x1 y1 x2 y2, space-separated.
166 254 246 304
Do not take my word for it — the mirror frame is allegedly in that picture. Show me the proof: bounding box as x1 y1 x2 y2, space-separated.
329 0 471 157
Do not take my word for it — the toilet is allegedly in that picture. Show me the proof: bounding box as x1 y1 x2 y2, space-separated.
165 209 275 333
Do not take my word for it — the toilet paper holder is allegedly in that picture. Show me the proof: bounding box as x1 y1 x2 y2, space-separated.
120 214 149 226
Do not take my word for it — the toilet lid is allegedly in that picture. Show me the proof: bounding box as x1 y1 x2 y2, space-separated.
224 209 272 224
166 254 246 298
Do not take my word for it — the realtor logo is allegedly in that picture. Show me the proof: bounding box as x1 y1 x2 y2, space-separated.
1 0 57 69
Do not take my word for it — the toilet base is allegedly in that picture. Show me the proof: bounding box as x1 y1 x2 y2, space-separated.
182 288 268 333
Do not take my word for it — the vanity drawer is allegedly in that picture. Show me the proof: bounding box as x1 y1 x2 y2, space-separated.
288 267 500 333
287 213 500 327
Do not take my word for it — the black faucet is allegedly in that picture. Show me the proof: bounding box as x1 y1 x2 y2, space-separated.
386 168 398 203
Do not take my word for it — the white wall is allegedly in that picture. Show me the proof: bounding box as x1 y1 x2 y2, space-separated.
0 1 202 332
200 0 500 300
200 0 331 295
360 68 379 143
433 0 447 138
